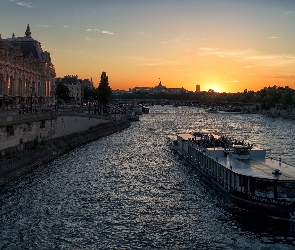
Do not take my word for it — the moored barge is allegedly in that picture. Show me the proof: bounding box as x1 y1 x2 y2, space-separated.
172 132 295 219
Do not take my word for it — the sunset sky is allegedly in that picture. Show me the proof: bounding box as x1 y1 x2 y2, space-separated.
1 0 295 93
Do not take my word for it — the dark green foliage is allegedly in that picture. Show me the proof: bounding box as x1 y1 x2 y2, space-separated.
55 83 71 102
97 72 112 105
112 85 295 110
83 86 94 101
255 86 295 110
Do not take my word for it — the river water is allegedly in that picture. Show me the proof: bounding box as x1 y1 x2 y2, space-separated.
1 106 295 249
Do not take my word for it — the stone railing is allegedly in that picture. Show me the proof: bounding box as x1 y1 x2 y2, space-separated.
0 111 58 126
0 109 125 127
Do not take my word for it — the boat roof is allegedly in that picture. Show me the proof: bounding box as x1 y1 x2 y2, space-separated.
178 132 220 139
217 155 295 182
230 145 252 149
177 132 295 182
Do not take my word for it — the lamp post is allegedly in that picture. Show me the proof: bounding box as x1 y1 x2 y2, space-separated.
30 86 34 113
4 95 9 115
30 92 32 113
53 84 57 110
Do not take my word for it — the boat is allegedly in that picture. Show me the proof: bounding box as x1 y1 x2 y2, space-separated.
205 107 218 113
171 131 295 219
218 107 243 114
142 106 150 114
126 110 139 121
132 106 143 115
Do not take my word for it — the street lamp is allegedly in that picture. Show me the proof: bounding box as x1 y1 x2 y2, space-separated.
30 86 34 113
4 95 9 115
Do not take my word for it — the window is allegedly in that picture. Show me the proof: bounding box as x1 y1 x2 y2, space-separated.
6 125 14 136
40 120 45 128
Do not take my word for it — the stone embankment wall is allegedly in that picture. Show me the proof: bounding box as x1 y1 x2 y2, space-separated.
0 120 130 188
0 110 118 156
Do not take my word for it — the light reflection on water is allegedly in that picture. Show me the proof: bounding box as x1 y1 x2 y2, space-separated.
1 106 295 249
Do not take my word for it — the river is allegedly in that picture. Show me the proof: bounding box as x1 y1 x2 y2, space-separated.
1 106 295 249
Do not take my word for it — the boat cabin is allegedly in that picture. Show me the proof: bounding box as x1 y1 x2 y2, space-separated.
229 145 252 160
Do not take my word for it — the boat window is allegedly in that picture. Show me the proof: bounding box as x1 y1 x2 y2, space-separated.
277 183 295 199
254 180 274 198
234 148 249 155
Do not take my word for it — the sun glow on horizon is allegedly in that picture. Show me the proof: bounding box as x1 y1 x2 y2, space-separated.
212 86 221 93
206 84 222 93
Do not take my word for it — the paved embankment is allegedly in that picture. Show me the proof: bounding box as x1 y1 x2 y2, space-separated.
0 120 130 188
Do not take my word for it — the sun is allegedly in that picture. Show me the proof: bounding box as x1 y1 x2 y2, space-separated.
210 86 221 93
203 80 223 93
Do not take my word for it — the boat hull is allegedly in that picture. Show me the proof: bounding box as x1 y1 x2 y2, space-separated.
229 191 295 218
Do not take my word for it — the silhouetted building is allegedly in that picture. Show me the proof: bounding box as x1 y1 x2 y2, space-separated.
129 79 188 95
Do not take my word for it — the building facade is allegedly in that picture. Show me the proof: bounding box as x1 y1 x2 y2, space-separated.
0 24 56 109
55 75 82 103
55 75 94 104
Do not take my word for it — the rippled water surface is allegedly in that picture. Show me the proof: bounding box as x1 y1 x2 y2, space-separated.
1 106 295 249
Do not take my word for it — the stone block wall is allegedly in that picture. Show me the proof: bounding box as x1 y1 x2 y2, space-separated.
0 120 130 187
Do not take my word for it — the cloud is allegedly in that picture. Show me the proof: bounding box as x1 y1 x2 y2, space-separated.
132 31 152 38
127 56 177 67
9 0 34 8
268 37 278 39
63 25 80 30
132 31 146 35
155 40 169 44
137 58 177 66
240 54 295 68
154 36 187 48
225 80 240 83
35 25 50 28
86 28 100 32
198 47 295 69
63 25 114 35
102 30 114 35
46 48 83 53
199 47 218 51
199 47 244 58
269 73 295 79
85 37 95 42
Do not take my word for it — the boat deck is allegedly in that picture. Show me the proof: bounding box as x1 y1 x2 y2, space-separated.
176 132 295 182
215 154 295 181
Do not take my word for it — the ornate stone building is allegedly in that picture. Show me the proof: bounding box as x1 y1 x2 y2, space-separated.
0 24 56 109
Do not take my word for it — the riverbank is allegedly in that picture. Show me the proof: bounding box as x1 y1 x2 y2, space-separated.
0 120 130 188
259 107 295 119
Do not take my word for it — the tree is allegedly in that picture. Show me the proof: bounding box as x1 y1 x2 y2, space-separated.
280 87 295 109
83 86 94 102
97 71 112 106
55 83 70 103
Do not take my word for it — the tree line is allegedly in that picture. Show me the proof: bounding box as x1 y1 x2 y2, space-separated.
114 85 295 110
56 83 295 111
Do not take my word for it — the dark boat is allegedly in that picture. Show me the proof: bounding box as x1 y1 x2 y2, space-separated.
171 132 295 219
126 110 139 121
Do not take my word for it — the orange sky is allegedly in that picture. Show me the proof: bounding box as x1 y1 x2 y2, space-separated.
2 0 295 93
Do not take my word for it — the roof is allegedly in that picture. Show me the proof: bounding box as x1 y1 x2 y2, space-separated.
177 132 295 182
